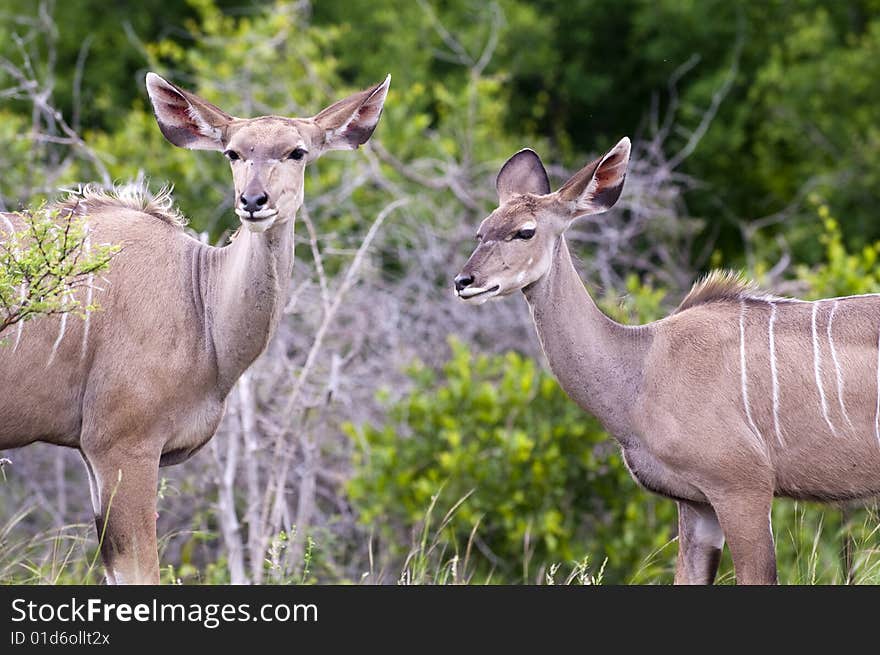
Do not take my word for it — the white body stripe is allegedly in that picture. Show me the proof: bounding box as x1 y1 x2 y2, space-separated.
47 311 68 366
768 302 785 446
14 284 25 352
875 323 880 448
81 223 92 359
739 301 764 446
0 213 15 234
826 301 852 427
81 274 93 360
811 302 837 436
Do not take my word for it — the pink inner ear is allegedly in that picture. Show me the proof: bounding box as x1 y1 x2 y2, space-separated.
357 100 381 124
150 85 192 120
596 158 625 186
604 150 625 168
151 87 190 125
166 104 194 126
152 84 183 105
583 159 627 212
341 97 382 136
148 82 226 149
332 97 385 148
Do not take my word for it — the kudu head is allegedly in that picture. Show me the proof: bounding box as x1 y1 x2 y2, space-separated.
454 137 630 303
145 72 391 233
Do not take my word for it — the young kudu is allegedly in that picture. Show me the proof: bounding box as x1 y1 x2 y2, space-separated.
0 72 390 584
454 138 880 584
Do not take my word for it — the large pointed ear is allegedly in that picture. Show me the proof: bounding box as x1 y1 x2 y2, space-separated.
145 72 233 151
495 148 551 203
557 137 630 217
312 75 391 153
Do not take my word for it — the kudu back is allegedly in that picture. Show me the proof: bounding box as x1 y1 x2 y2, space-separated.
0 72 390 584
455 139 880 584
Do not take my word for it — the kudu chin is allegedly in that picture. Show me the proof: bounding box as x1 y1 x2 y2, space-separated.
0 72 390 584
455 138 880 584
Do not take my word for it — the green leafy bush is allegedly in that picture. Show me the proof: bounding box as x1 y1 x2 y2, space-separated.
796 196 880 298
346 337 676 584
0 206 117 337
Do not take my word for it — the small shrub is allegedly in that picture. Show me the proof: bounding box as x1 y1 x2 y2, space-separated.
346 336 676 584
0 204 117 338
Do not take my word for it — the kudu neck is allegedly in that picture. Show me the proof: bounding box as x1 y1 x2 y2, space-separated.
522 236 649 436
203 217 295 393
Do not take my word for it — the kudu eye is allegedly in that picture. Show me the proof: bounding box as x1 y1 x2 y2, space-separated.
224 150 241 161
515 227 535 240
287 148 307 161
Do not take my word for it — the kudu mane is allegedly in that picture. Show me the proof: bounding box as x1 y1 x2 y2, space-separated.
56 181 187 228
675 269 788 313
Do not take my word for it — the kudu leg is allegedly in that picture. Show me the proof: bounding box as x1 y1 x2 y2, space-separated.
88 450 160 585
709 492 777 585
674 501 724 585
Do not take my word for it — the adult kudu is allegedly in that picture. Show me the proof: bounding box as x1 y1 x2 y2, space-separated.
0 72 390 584
454 138 880 584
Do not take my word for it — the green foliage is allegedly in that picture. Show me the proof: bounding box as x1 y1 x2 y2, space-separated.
600 273 668 325
744 8 880 258
0 0 556 245
0 206 118 337
0 110 40 206
0 0 248 132
771 501 880 585
7 0 880 262
135 0 548 240
796 197 880 298
347 337 676 584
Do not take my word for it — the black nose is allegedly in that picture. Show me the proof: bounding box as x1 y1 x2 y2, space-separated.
454 273 474 292
240 191 269 213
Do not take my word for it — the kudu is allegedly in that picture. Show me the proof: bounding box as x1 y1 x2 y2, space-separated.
454 138 880 584
0 72 390 584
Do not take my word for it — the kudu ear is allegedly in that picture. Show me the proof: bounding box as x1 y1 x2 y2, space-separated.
495 148 551 203
312 74 391 153
556 137 630 218
145 72 233 151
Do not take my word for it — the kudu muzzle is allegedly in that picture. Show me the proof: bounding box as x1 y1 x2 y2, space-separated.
454 247 500 300
237 174 275 222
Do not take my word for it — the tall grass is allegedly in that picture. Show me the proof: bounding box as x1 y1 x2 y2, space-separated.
775 501 880 585
0 508 101 584
1 497 877 584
